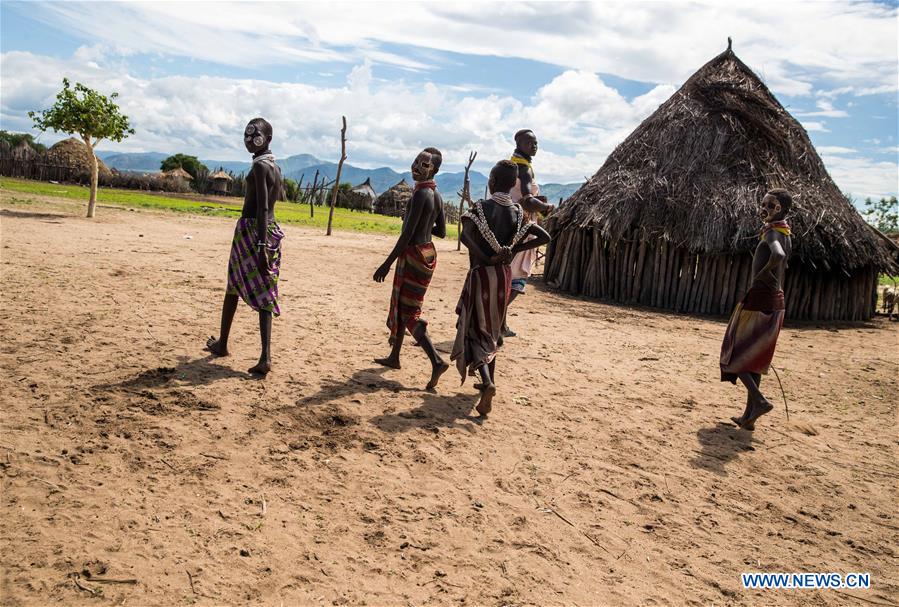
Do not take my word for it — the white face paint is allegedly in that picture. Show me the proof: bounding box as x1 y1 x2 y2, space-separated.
244 122 267 153
411 151 435 181
760 194 782 222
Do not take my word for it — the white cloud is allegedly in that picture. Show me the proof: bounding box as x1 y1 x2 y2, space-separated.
12 1 898 96
1 49 680 183
795 99 850 118
821 153 898 200
800 121 829 133
817 146 857 154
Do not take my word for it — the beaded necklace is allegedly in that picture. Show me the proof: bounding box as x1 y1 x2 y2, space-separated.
463 197 534 254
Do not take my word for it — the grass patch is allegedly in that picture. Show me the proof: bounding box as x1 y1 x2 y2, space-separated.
878 274 897 286
0 177 459 237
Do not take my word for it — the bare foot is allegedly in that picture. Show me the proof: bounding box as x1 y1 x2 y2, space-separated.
476 384 496 417
426 361 450 391
745 398 774 428
731 415 755 431
206 336 229 356
248 359 271 376
374 357 401 370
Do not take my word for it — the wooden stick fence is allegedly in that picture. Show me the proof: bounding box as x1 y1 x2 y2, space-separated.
545 228 878 321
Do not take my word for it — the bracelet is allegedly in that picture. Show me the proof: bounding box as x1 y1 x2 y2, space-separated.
255 241 266 249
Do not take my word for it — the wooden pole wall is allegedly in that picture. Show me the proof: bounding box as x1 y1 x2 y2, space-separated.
543 229 879 321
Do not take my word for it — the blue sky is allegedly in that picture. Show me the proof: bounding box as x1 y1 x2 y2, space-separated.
1 1 896 199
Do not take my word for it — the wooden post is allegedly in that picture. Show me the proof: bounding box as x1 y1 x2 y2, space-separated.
809 273 821 320
326 116 347 236
718 257 733 314
457 150 477 251
632 236 648 302
625 239 636 301
310 170 319 218
674 251 688 312
662 246 683 310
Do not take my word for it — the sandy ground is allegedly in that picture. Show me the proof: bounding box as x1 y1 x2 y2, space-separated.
1 195 897 607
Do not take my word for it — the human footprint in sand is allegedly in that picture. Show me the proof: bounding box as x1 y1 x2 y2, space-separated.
206 117 284 376
373 148 449 391
720 189 793 430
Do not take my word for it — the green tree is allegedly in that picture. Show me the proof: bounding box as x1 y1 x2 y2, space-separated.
0 130 47 153
160 153 208 179
29 79 134 218
863 196 898 234
282 178 299 202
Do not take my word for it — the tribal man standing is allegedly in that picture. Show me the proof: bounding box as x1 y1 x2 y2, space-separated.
452 160 550 416
721 189 793 430
206 117 284 376
373 148 449 390
503 129 554 338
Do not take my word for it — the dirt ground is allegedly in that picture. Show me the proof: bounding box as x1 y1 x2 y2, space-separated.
1 195 897 607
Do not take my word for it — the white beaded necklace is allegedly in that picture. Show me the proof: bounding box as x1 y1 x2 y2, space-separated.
464 199 534 255
491 191 513 207
252 153 276 166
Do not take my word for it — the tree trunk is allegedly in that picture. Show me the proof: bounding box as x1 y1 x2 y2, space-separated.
84 137 98 218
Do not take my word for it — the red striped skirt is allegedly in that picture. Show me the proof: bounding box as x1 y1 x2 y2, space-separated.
720 289 785 382
386 242 437 344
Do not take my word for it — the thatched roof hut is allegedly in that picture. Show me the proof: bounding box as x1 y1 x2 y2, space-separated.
209 169 233 195
162 167 193 182
545 45 893 321
374 179 412 217
339 177 376 211
47 138 112 179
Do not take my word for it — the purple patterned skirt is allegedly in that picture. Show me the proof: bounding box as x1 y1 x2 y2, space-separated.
225 218 284 316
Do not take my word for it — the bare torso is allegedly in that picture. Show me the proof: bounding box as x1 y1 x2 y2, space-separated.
404 189 444 245
750 231 792 291
241 161 282 220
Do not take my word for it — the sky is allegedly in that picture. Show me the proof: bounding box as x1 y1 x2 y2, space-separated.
1 0 897 199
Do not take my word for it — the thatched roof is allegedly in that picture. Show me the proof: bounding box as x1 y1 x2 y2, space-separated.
47 138 111 178
350 177 377 199
209 170 232 181
163 167 193 180
374 179 412 216
550 46 891 273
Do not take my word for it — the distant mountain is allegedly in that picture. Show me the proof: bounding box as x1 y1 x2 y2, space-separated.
98 150 582 201
98 151 168 172
540 182 584 204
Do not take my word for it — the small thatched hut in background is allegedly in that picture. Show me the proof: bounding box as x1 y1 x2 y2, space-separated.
209 169 233 195
162 167 193 186
545 44 894 321
339 177 377 211
47 138 112 182
374 179 412 216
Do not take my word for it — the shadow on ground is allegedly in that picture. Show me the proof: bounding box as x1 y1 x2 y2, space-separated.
95 355 250 392
370 390 482 433
0 209 68 221
293 366 417 408
691 422 758 475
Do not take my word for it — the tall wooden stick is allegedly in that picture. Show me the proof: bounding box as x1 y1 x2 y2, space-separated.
457 150 477 250
326 116 347 236
310 169 319 218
